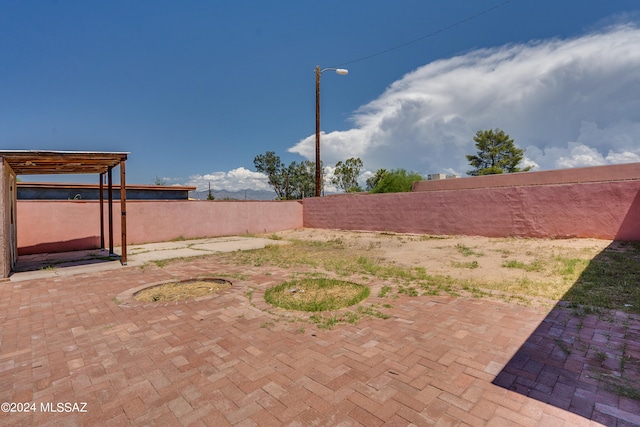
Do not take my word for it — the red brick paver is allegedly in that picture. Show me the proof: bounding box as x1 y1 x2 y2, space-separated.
0 257 637 426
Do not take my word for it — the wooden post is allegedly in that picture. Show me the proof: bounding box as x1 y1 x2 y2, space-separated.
99 172 105 250
120 160 127 265
108 167 114 255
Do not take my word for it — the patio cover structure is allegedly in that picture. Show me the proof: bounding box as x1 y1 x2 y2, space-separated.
0 150 129 278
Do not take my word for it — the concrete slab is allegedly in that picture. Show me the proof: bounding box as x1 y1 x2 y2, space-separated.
10 236 287 282
127 236 253 253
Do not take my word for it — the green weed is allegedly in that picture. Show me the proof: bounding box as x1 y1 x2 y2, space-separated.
452 260 479 269
555 339 572 355
358 305 390 319
455 244 483 257
309 314 341 329
378 285 393 298
501 259 544 272
397 285 418 297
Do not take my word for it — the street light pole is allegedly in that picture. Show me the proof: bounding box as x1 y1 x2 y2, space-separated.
315 66 321 197
315 65 348 197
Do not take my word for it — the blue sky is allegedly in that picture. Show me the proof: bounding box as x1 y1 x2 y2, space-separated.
2 1 640 192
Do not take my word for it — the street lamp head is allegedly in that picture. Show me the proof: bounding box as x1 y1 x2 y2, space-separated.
318 66 349 76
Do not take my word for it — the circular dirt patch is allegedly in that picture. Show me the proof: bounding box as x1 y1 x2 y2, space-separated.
134 278 232 302
265 278 369 312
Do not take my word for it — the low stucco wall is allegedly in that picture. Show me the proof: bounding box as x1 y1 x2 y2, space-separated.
14 164 640 258
17 200 303 255
303 180 640 240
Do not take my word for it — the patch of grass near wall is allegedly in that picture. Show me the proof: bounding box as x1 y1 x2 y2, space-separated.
557 257 591 280
455 244 484 257
563 247 640 312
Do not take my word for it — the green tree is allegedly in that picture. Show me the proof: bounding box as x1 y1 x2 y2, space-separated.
365 168 388 191
153 175 167 186
466 129 531 176
288 160 316 199
331 157 363 192
254 151 318 199
254 151 290 199
370 169 423 193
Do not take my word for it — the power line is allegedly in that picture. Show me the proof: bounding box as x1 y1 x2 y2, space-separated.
333 0 512 68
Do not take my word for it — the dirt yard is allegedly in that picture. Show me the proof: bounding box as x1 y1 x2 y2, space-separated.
274 228 612 284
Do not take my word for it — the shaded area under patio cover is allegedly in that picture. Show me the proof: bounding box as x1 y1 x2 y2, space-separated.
0 150 129 275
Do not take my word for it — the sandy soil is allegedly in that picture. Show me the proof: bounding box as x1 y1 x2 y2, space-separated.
275 228 613 283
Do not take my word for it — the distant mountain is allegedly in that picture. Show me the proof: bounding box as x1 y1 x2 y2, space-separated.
189 189 277 201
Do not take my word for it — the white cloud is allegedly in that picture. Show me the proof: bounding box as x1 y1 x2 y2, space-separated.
184 167 271 192
289 24 640 176
526 120 640 169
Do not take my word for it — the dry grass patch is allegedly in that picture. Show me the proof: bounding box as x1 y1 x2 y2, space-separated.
134 278 232 302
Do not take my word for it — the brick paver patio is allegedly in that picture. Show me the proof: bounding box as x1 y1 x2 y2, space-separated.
1 256 638 426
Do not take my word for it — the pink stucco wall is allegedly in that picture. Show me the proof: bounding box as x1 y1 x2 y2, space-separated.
17 200 303 255
14 163 640 257
303 180 640 240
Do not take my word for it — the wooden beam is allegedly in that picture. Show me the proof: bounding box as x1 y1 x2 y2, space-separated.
1 151 128 175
